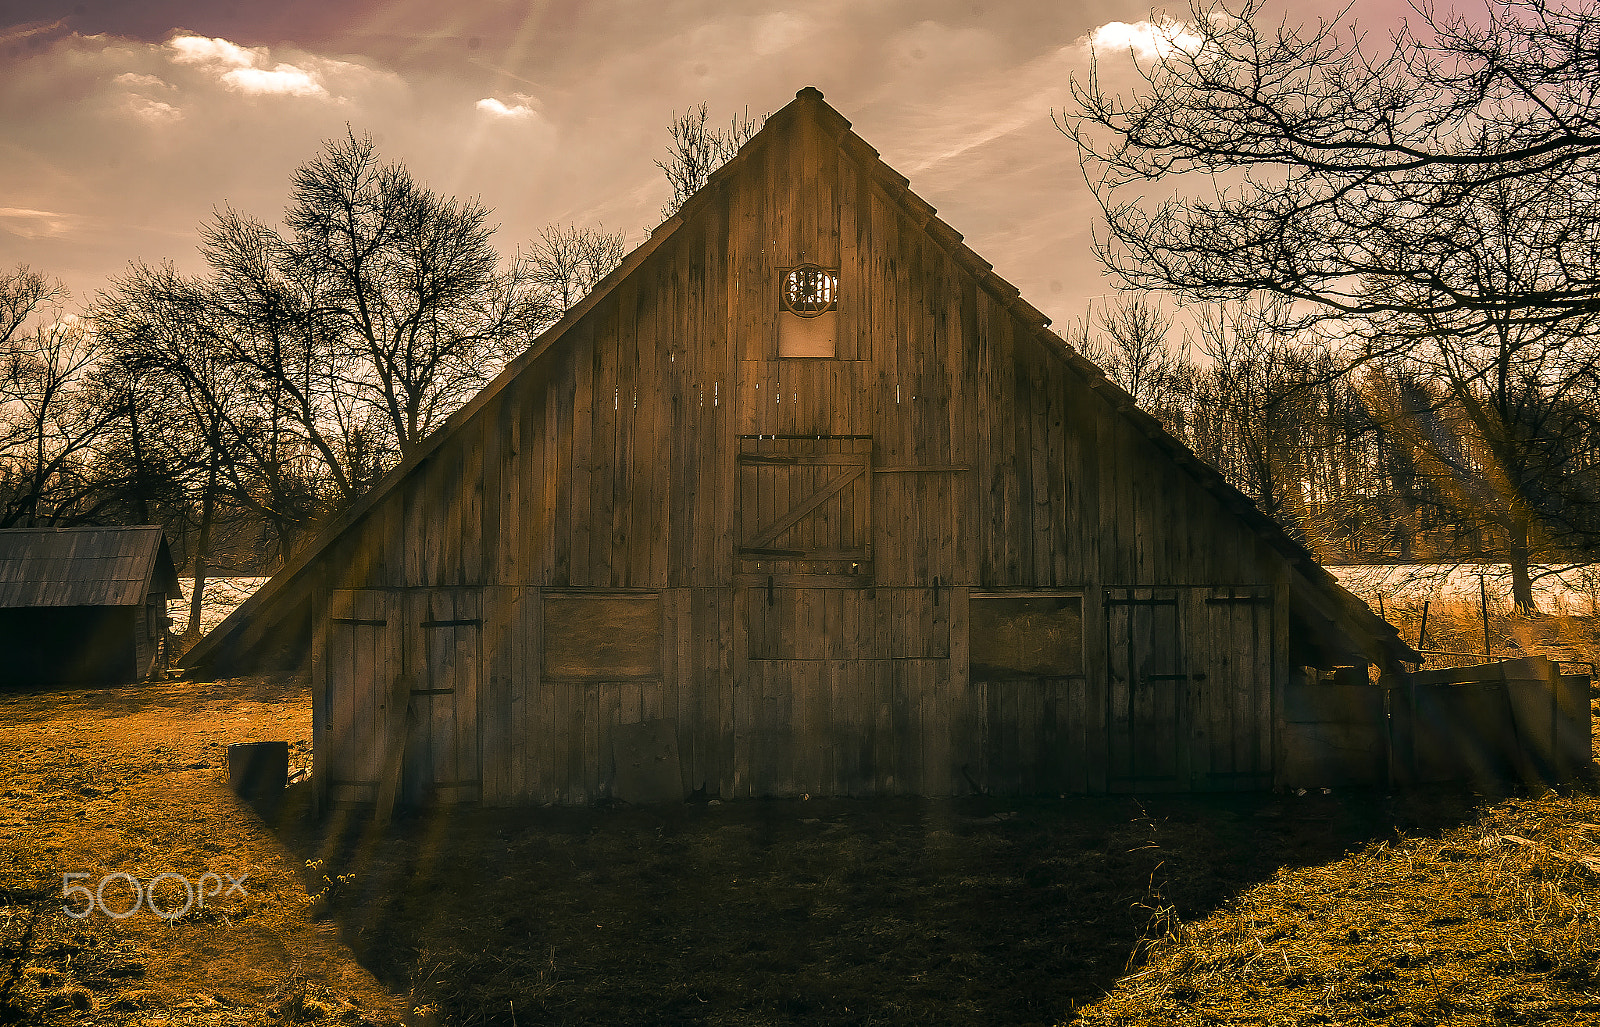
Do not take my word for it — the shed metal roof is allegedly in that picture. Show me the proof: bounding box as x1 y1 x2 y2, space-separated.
0 526 182 608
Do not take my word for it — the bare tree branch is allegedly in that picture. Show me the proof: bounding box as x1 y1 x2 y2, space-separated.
656 103 764 221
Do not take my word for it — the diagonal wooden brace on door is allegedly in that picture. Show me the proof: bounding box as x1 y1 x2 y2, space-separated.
374 671 414 825
741 461 867 553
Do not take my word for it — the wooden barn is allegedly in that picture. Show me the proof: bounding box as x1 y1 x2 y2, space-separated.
184 88 1415 806
0 526 181 686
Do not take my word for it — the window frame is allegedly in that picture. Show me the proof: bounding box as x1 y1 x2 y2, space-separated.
777 263 840 359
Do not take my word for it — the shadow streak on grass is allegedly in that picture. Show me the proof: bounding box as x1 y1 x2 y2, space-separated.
274 789 1482 1026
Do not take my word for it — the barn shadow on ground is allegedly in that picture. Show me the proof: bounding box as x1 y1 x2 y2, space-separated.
269 786 1484 1026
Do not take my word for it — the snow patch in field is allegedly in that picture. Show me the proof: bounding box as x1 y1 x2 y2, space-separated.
1329 564 1600 616
168 576 271 635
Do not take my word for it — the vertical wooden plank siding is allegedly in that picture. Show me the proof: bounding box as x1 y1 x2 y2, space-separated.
282 94 1377 807
548 345 574 587
310 582 328 814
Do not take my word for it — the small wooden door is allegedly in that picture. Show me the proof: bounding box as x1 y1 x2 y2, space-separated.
1187 589 1276 790
1106 590 1187 790
734 584 951 797
324 589 401 804
737 436 872 574
402 590 483 805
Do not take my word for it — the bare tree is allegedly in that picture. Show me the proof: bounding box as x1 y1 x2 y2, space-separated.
1065 0 1600 608
1186 297 1322 529
1065 0 1600 337
279 130 545 456
92 357 200 550
93 264 255 633
1070 293 1187 421
0 266 60 350
525 224 625 316
1354 177 1600 609
91 131 556 615
656 103 764 221
201 210 378 503
0 269 123 527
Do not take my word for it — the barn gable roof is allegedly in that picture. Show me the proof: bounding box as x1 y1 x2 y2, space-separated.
183 87 1415 671
0 526 181 608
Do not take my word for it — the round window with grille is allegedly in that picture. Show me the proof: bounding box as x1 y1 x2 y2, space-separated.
781 264 838 317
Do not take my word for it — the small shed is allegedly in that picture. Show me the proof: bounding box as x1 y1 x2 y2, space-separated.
185 88 1417 805
0 526 181 685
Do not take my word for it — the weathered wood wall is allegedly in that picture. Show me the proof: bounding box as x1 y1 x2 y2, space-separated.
133 590 170 681
309 95 1300 804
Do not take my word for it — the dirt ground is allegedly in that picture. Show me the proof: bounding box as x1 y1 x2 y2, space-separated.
0 674 1582 1026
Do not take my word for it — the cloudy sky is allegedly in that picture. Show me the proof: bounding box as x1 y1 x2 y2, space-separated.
1 0 1402 330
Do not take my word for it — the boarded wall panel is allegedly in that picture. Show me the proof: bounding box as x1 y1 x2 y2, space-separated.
543 595 663 680
970 595 1084 679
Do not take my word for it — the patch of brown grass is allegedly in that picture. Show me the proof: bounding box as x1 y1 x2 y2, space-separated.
0 676 401 1026
1072 791 1600 1026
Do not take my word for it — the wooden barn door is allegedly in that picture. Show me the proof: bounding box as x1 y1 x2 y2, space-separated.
737 585 949 796
1105 589 1189 791
402 590 483 806
737 436 872 572
324 589 401 804
1186 589 1276 790
735 435 875 796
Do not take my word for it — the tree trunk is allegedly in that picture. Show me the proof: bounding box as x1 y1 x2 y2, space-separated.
186 452 219 636
1508 519 1536 614
127 391 151 524
1395 495 1414 561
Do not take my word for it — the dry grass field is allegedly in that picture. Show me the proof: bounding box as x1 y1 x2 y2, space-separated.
0 677 399 1026
0 601 1597 1025
1072 791 1600 1025
1064 604 1600 1026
